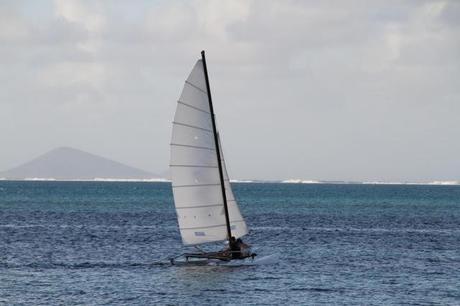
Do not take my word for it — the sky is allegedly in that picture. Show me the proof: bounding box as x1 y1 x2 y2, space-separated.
1 0 459 182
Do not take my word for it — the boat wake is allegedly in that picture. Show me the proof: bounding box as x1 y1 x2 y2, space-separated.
171 254 279 267
0 261 172 269
212 254 279 266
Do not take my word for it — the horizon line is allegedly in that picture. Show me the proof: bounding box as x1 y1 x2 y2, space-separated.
0 177 458 186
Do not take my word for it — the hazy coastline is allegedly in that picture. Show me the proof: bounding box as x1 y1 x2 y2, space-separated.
1 177 458 186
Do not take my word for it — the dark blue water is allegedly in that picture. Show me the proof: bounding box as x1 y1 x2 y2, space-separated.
1 181 459 305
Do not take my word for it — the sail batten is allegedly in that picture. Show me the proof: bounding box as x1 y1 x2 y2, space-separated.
181 224 227 230
172 122 213 133
177 101 211 114
185 80 207 93
170 59 248 245
181 220 245 230
170 144 215 151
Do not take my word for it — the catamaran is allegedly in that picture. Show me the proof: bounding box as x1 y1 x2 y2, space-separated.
169 51 258 264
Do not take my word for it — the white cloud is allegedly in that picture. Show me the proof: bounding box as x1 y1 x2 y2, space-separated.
0 0 459 181
54 0 106 33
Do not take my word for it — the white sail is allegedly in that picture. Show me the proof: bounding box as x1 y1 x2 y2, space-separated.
170 60 248 245
218 135 248 239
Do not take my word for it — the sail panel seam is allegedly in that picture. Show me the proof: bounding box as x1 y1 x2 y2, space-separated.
185 81 207 94
175 200 235 210
181 224 226 230
172 122 212 133
170 143 215 151
177 100 210 114
180 219 244 230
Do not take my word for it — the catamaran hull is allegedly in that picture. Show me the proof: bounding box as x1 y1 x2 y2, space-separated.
170 254 278 266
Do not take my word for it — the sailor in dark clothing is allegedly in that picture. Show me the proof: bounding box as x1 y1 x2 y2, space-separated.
229 236 240 259
228 237 252 259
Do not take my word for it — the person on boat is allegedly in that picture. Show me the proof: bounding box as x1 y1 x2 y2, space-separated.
228 236 252 259
236 238 251 258
228 236 239 258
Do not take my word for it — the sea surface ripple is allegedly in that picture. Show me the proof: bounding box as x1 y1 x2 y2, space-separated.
1 181 459 305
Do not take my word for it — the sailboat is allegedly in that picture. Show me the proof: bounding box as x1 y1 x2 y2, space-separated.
169 51 256 264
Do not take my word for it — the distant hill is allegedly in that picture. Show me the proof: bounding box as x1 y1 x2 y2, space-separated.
0 147 159 180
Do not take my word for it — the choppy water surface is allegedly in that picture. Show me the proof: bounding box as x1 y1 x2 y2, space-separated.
1 181 459 305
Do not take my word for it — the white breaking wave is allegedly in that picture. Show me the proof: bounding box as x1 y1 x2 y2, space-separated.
427 180 459 185
230 179 255 183
362 181 407 185
281 179 320 184
363 181 460 186
277 179 460 185
2 177 458 185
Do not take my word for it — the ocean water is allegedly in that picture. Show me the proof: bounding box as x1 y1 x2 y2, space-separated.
1 181 459 305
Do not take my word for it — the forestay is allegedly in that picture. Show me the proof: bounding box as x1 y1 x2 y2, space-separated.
170 60 248 245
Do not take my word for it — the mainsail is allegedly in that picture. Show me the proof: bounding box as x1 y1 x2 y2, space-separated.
170 58 248 245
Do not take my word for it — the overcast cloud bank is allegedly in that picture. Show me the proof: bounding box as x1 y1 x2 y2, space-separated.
1 0 459 182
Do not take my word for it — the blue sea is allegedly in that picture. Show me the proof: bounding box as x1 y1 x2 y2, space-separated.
1 181 459 305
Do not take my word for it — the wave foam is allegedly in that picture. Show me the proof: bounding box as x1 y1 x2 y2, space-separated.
2 177 458 186
230 179 254 183
427 180 459 185
362 181 406 185
282 179 320 184
362 181 459 186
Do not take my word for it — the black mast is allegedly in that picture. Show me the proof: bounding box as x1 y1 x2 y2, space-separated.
201 50 233 242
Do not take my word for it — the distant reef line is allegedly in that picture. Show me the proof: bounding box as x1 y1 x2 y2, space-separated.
0 177 458 185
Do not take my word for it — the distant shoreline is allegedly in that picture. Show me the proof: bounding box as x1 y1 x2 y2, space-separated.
0 178 458 186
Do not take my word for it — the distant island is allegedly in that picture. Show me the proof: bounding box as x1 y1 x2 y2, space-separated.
0 147 164 181
0 147 457 185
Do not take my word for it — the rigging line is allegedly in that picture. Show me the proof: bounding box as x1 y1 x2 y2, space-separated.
176 201 235 210
176 199 236 209
180 220 245 230
181 224 226 230
170 143 215 151
194 245 205 253
172 121 213 133
185 80 207 94
201 50 233 242
177 100 210 114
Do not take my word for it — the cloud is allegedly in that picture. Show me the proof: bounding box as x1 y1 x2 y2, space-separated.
0 0 459 181
54 0 106 33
